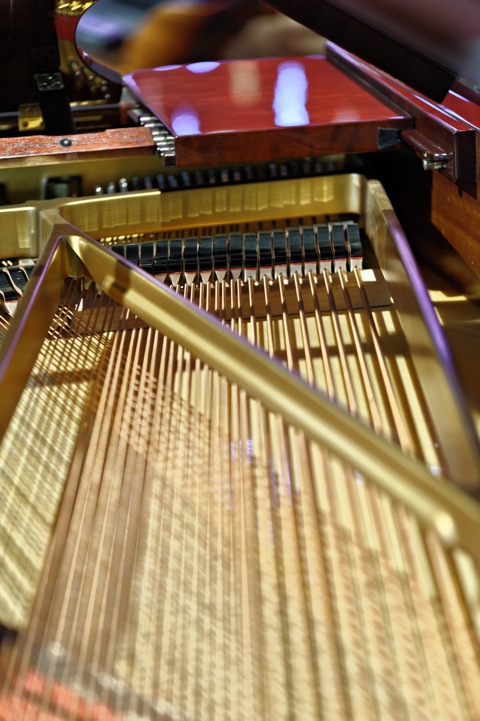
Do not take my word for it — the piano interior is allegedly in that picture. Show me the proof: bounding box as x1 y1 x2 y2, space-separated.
0 1 479 719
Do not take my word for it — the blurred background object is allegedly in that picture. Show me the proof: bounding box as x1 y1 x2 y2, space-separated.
77 0 326 72
77 0 158 57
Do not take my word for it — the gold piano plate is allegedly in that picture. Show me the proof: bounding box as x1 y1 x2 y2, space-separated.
0 171 364 256
0 211 479 719
1 173 479 489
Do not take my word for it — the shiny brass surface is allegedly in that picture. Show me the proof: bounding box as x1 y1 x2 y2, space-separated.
17 105 45 133
0 173 363 240
55 0 97 16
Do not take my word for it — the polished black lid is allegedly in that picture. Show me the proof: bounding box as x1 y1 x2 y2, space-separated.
268 0 480 102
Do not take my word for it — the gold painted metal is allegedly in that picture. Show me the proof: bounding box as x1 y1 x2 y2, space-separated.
0 173 364 245
17 105 45 133
0 155 162 200
55 0 97 16
0 213 479 720
0 215 466 524
3 214 480 575
0 174 478 489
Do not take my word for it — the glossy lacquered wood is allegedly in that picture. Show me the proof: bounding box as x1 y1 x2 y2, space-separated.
328 44 478 197
124 56 411 167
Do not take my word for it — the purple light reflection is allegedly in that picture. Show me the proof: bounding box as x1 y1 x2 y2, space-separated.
171 105 201 135
186 61 221 74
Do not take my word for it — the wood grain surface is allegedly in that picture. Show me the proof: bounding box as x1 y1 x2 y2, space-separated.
432 170 480 277
0 127 155 166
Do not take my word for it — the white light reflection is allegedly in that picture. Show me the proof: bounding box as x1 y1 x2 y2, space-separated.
354 469 365 484
154 64 182 72
171 105 201 135
273 60 309 127
186 61 220 74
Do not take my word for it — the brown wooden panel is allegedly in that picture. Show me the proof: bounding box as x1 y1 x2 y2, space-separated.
432 170 480 277
0 127 155 165
124 56 411 166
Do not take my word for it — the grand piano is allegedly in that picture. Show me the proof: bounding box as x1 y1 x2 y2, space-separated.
0 1 479 718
